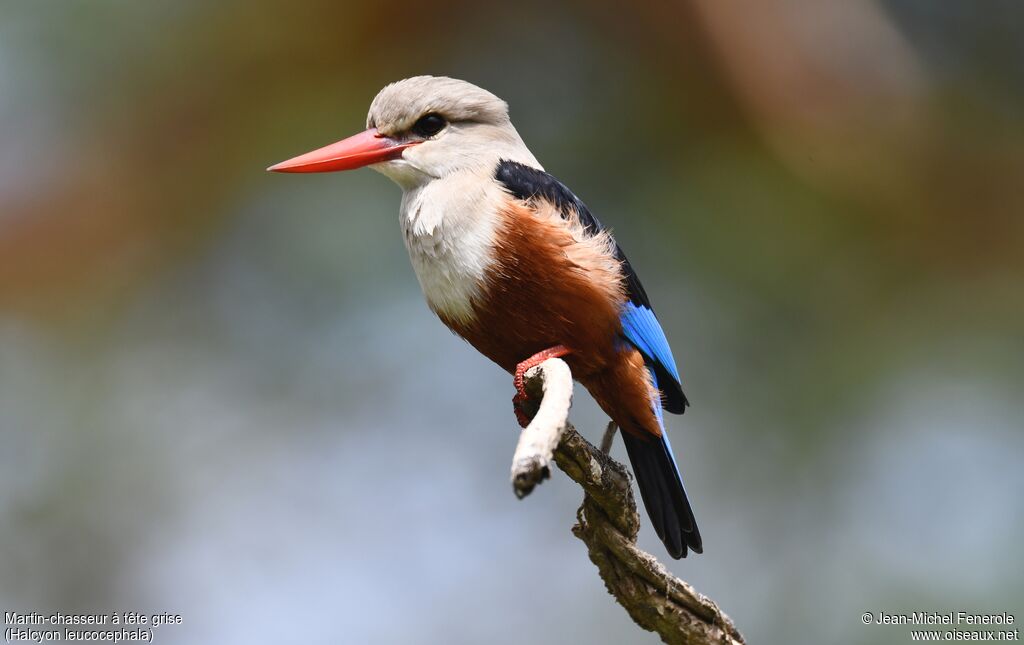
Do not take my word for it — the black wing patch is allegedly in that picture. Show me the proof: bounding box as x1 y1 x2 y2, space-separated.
495 159 688 413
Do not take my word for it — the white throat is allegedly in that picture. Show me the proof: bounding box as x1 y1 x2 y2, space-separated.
396 168 507 323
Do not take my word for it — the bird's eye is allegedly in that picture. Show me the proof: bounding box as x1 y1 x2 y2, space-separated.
411 113 447 138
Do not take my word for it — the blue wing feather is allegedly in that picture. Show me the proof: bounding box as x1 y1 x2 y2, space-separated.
621 301 680 383
621 302 688 413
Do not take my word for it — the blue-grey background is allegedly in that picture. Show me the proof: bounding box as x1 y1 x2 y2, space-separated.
1 2 1022 643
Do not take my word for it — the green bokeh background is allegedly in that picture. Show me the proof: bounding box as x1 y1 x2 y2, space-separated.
1 2 1021 643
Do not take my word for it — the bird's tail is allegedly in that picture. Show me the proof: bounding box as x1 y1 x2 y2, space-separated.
620 385 702 559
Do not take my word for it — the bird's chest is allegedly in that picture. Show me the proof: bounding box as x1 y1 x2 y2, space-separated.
424 199 627 377
400 184 498 323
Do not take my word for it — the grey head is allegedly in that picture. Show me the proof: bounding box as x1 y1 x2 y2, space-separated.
366 75 541 189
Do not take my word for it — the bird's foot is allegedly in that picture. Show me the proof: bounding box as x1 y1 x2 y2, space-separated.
512 345 572 428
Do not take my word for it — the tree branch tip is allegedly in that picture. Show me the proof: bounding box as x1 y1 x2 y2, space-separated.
512 459 551 499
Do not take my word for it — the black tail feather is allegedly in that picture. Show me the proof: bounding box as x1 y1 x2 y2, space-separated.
621 430 702 559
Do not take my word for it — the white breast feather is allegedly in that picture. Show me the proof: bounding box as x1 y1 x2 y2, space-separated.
399 172 502 323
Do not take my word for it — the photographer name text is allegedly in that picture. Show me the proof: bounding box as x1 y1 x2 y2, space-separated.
868 612 1015 626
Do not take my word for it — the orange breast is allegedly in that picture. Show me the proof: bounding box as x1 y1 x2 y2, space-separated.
438 199 663 438
440 200 623 377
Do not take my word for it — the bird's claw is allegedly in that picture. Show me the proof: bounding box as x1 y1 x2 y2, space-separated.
513 390 531 428
511 344 572 428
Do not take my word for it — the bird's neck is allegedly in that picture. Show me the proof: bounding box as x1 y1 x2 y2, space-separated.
398 168 506 323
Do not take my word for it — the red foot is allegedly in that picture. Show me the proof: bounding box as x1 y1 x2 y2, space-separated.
513 345 572 428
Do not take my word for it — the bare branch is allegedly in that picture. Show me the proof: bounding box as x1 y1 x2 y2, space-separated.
510 358 746 645
510 358 574 499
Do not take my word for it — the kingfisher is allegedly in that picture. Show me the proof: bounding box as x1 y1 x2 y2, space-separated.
269 76 702 559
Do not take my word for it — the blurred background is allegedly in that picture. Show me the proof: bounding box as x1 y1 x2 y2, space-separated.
1 1 1022 643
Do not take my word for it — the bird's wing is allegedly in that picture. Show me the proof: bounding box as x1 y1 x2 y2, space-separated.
495 160 688 414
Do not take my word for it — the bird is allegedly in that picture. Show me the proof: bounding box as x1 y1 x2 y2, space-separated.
268 76 702 559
